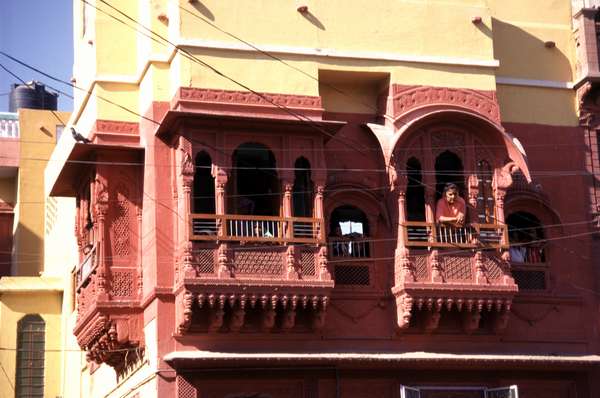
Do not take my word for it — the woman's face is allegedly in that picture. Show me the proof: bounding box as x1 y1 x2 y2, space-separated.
445 189 457 204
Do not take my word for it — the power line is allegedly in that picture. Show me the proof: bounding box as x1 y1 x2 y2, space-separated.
0 62 67 126
90 0 372 154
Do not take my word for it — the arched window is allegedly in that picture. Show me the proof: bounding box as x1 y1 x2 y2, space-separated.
329 205 370 258
476 160 494 223
506 212 546 263
232 143 279 216
16 314 45 398
435 150 464 200
406 157 425 221
293 157 313 217
193 151 215 214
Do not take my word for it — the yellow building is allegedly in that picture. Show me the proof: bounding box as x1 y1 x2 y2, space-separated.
0 107 73 398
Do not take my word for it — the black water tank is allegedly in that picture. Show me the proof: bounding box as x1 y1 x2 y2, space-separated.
8 81 58 112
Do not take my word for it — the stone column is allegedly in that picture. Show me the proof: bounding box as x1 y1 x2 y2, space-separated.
282 181 293 238
395 175 415 284
94 176 109 300
313 182 325 241
212 166 229 235
180 147 195 279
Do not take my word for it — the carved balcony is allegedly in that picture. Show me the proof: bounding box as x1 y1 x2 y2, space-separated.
175 214 332 335
74 245 143 371
393 222 517 334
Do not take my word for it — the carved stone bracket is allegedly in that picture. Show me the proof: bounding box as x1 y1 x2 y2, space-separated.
177 291 330 333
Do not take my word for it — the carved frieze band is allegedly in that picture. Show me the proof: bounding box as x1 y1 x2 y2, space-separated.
389 84 501 123
179 87 323 109
94 120 140 135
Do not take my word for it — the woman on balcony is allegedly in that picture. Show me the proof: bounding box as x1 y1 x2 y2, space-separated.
435 183 466 227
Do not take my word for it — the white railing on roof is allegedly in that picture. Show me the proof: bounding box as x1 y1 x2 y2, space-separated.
0 113 19 138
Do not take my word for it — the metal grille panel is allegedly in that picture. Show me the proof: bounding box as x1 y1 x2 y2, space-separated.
16 315 45 398
412 255 429 281
194 249 215 274
513 270 547 290
442 256 473 281
334 265 370 286
234 248 284 275
301 249 316 276
484 256 505 280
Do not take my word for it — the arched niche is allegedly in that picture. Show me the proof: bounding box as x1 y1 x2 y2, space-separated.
193 151 215 214
230 142 280 216
292 156 313 217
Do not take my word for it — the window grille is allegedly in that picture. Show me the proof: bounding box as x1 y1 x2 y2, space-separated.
16 314 45 398
334 265 370 286
512 270 546 290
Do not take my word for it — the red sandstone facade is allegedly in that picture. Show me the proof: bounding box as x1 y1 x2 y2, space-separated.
52 81 600 397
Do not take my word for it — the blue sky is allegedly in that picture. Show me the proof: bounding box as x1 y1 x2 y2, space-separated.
0 1 74 112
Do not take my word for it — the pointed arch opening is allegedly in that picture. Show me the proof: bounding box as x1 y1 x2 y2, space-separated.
435 150 464 200
406 157 425 221
231 143 280 216
193 151 215 214
293 157 313 217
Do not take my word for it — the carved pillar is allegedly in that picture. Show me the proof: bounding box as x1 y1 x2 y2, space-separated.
94 177 109 301
180 144 195 279
282 181 293 239
395 178 415 284
467 174 480 224
474 251 488 285
429 249 443 283
212 166 229 237
313 182 325 241
395 293 413 330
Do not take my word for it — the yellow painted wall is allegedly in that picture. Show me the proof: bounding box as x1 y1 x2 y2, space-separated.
0 285 62 398
16 109 70 276
0 177 16 206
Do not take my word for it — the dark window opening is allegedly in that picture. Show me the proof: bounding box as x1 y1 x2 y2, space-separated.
16 314 45 398
231 143 279 216
193 151 215 214
406 157 425 221
506 212 546 263
477 160 494 223
292 157 313 217
329 205 370 257
435 150 464 201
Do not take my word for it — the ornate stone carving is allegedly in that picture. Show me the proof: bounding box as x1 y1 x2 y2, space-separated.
179 87 323 108
317 246 330 280
178 291 195 334
395 247 415 284
474 251 488 285
390 85 501 123
430 250 443 282
396 294 414 330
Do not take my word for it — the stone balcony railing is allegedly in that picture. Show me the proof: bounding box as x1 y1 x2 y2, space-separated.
402 221 508 249
190 213 324 244
175 213 332 335
392 222 516 334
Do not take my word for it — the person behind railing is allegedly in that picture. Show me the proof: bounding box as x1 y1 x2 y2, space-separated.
254 223 273 238
436 183 466 227
330 225 349 257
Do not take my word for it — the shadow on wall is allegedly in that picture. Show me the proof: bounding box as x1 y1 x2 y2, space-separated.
13 223 43 276
491 18 573 81
190 1 215 21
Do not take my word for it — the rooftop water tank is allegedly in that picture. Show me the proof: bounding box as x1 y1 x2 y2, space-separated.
8 81 58 112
